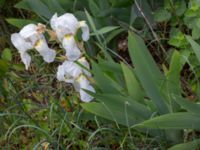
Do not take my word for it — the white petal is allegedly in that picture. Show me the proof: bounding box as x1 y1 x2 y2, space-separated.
75 75 94 102
50 13 64 41
62 36 81 61
34 38 56 63
57 13 79 34
40 49 56 63
50 13 79 40
79 21 90 41
57 63 66 81
77 57 91 76
50 13 58 31
67 46 81 61
56 61 82 83
20 52 31 70
19 24 37 39
79 85 95 102
11 33 32 53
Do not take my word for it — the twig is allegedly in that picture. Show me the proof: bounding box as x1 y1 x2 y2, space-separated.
134 0 166 55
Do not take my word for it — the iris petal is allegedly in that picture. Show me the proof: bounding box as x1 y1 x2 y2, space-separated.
75 75 94 102
11 33 33 69
56 61 82 83
20 52 31 70
77 57 91 77
34 38 56 63
79 21 90 41
50 13 58 31
19 24 37 39
50 13 79 41
62 36 81 61
11 33 32 53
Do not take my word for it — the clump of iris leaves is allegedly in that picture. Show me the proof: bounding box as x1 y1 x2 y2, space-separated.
1 0 200 149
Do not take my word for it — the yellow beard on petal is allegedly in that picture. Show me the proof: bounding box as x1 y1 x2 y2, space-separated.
64 34 73 40
75 74 84 82
79 21 86 28
34 39 43 48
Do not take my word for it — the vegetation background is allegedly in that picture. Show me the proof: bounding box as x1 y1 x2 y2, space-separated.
2 0 200 149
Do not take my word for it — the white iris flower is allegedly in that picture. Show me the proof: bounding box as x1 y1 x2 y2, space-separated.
50 13 89 60
11 24 56 70
56 57 95 102
56 57 91 83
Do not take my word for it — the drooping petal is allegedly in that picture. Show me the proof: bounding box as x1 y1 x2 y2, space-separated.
20 52 31 70
62 35 81 61
79 85 95 102
56 61 82 83
79 21 90 41
74 75 94 102
40 48 56 63
57 63 66 82
77 57 91 77
34 38 56 63
11 33 33 53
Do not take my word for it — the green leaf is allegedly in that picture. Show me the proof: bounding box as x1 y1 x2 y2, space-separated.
121 62 144 103
6 18 36 28
85 10 112 60
82 92 152 127
175 0 186 16
168 28 187 48
104 28 125 44
91 61 119 93
81 102 136 126
128 32 168 114
133 0 155 26
172 95 200 114
88 0 100 17
109 0 132 7
138 112 200 129
41 0 65 14
154 9 171 22
169 139 200 150
90 26 119 36
98 60 122 75
15 0 53 19
192 26 200 39
165 50 185 112
166 51 183 95
186 35 200 63
0 59 9 79
0 0 5 8
93 94 152 120
1 48 12 61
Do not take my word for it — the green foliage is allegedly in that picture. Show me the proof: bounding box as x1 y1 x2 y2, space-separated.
6 18 36 29
169 139 200 150
153 9 171 22
1 48 12 61
138 112 200 129
168 28 188 48
184 0 200 39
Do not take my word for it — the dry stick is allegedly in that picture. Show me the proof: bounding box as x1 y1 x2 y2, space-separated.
134 0 166 55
